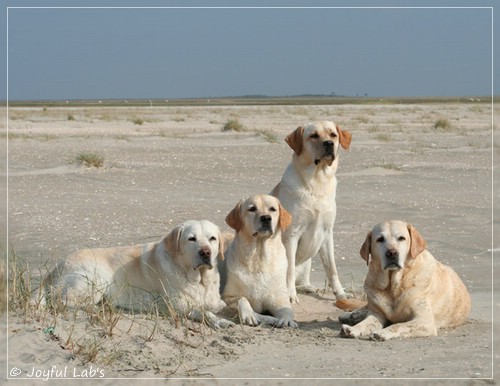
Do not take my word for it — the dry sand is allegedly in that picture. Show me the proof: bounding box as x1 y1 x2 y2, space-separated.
2 101 498 384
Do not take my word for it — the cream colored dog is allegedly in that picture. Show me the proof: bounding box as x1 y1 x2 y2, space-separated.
340 220 471 340
271 121 352 304
36 220 234 329
221 194 298 328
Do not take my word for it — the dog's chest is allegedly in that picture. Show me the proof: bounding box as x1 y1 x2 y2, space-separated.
291 196 335 255
235 247 286 278
297 195 336 224
230 246 286 295
186 273 221 309
293 174 337 203
368 271 415 323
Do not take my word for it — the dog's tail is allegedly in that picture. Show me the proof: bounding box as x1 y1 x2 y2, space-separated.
335 298 367 311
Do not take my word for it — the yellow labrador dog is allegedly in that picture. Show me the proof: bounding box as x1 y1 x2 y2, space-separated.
271 121 352 304
36 220 234 329
340 220 471 341
221 194 298 328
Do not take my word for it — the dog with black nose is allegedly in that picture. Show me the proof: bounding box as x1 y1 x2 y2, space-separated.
383 246 402 270
270 121 352 305
220 194 298 328
340 220 471 341
317 137 335 165
35 220 235 329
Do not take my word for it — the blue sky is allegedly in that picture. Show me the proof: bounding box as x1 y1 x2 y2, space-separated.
2 1 497 100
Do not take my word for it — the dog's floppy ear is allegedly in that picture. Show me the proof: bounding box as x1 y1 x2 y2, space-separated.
359 231 372 265
164 225 183 257
285 126 305 156
278 204 292 232
336 124 352 150
225 200 243 232
217 230 225 261
408 223 427 258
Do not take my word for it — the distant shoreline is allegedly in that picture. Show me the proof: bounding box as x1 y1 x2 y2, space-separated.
3 95 495 107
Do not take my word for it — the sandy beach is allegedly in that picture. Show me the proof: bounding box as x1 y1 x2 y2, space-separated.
2 100 497 384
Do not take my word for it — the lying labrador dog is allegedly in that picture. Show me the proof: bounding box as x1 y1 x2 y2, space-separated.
340 220 471 341
271 121 352 304
221 194 298 328
35 220 234 329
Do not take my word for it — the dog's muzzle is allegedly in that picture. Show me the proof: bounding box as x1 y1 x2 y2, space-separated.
195 247 214 270
253 215 273 237
384 249 402 270
314 140 335 166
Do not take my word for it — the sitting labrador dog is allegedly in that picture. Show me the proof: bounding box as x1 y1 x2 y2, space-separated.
271 121 352 304
340 220 471 341
35 220 234 329
221 194 298 328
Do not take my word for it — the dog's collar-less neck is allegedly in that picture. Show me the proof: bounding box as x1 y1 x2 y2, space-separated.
234 233 279 263
292 156 337 188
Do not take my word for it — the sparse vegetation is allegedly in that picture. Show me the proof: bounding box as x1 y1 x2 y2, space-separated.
67 113 75 121
222 118 244 132
132 118 144 125
7 133 58 141
9 248 38 319
375 133 391 142
433 118 452 131
0 260 6 315
8 246 192 370
76 152 104 168
468 105 484 113
257 129 278 143
367 125 381 134
374 163 402 171
355 116 370 124
289 106 309 116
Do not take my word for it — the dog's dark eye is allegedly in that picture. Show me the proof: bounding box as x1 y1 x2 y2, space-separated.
248 206 257 212
330 132 337 138
209 236 217 242
269 207 277 212
310 133 319 139
376 236 385 243
188 236 196 242
398 236 406 241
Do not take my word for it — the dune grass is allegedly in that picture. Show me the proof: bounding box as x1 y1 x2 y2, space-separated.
7 247 195 368
76 152 104 168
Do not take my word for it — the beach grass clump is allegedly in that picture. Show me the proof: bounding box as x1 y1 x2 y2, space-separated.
433 118 452 131
8 248 37 317
375 162 402 171
7 244 198 371
222 118 244 132
257 129 278 143
76 152 104 168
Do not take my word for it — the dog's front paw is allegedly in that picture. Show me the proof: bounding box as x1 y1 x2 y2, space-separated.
240 312 261 326
338 307 368 326
340 324 358 338
296 284 317 294
276 317 298 328
274 308 298 328
237 298 261 326
214 318 236 329
370 330 392 341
